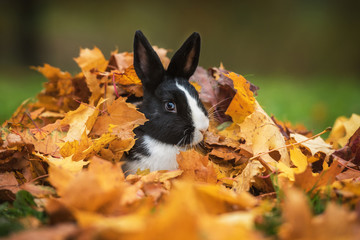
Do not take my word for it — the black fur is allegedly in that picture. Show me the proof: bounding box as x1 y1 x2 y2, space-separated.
125 30 207 161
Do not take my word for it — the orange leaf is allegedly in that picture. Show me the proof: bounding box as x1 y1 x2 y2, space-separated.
294 160 344 192
91 97 147 136
114 66 142 85
33 64 72 81
74 47 108 72
177 150 217 183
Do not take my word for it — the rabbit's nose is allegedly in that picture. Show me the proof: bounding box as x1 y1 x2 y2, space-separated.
200 129 207 135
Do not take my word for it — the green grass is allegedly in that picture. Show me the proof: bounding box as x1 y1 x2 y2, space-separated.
0 72 45 123
0 190 47 236
250 75 360 133
0 72 359 134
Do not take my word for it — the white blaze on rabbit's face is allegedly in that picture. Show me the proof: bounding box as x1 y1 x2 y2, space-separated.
175 82 209 145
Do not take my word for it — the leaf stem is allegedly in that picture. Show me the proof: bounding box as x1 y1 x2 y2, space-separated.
249 127 332 161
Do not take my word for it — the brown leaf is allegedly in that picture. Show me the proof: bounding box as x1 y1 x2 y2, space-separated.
294 159 344 192
107 51 134 72
333 127 360 166
5 223 78 240
0 171 19 198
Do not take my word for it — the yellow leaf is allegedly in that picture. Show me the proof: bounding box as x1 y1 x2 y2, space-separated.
327 113 360 148
61 100 103 142
289 147 308 174
74 210 147 233
61 104 96 142
114 66 142 85
195 183 257 212
224 72 255 124
190 81 201 92
272 161 294 181
83 71 105 104
59 140 80 158
233 161 264 192
36 152 88 174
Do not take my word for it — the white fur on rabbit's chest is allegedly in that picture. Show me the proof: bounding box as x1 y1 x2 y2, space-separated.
125 135 180 173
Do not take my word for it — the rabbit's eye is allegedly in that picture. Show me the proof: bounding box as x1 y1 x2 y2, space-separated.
164 101 177 113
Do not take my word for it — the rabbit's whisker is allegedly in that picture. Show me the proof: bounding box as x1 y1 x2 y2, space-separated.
207 97 233 115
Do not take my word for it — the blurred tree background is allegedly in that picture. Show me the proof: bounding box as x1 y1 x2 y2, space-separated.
0 0 359 133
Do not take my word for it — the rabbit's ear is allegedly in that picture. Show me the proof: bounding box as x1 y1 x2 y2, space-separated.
133 30 165 91
167 32 200 79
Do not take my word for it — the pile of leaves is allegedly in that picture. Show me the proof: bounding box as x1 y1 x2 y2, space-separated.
1 46 360 239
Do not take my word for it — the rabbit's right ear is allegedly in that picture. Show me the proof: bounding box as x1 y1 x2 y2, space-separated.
133 31 165 92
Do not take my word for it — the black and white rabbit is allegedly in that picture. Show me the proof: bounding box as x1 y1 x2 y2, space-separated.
122 31 209 174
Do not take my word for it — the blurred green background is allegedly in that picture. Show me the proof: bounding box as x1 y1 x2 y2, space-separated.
1 0 359 133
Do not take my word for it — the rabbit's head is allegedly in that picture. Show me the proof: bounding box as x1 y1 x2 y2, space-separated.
133 31 209 147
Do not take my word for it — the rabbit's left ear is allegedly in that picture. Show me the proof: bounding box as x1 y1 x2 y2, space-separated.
133 30 165 92
167 32 200 79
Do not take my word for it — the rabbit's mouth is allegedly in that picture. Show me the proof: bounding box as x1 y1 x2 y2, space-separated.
176 127 207 151
192 129 205 145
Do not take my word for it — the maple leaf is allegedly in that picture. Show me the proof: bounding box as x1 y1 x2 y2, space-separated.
34 64 72 81
294 159 344 192
37 152 88 174
114 66 142 85
273 146 309 181
61 100 102 142
83 70 104 105
74 47 108 72
177 149 217 183
91 96 147 137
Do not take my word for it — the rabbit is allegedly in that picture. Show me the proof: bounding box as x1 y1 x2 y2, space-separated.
122 30 209 174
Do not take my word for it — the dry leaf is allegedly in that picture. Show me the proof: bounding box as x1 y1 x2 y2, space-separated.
327 113 360 148
74 47 108 72
224 72 255 124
